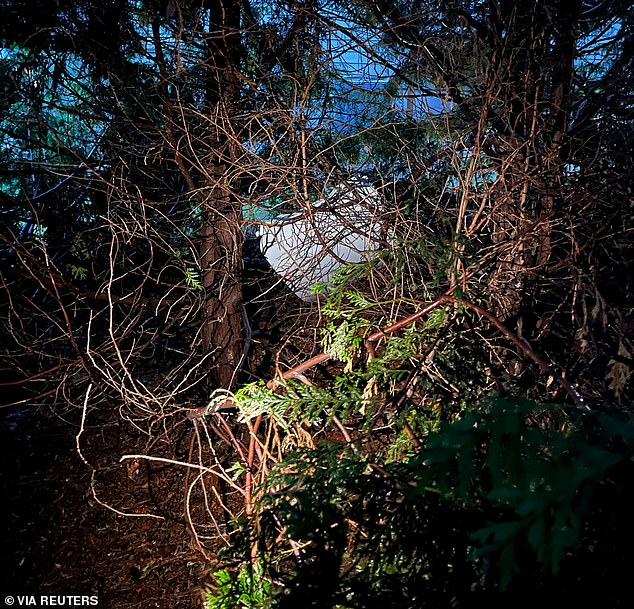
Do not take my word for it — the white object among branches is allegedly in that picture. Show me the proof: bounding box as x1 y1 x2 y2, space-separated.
258 181 382 301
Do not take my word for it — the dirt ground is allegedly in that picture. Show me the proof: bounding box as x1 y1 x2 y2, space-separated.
0 403 219 609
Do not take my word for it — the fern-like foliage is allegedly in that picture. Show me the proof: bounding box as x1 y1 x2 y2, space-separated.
235 375 382 429
235 307 455 431
184 265 203 290
419 399 631 588
207 562 272 609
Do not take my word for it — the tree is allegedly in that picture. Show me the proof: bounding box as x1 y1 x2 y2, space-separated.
198 2 634 605
348 0 630 299
1 0 632 605
0 0 332 404
325 0 633 401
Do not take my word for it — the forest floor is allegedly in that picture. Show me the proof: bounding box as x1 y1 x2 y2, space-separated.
0 403 216 609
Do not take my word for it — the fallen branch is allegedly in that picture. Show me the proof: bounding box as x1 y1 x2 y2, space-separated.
267 292 456 387
268 292 588 410
187 289 588 421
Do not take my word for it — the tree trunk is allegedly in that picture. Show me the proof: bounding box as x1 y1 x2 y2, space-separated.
198 0 244 388
487 0 580 320
199 172 243 389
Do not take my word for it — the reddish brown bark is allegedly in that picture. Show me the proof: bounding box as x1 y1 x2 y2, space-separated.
197 0 245 388
199 181 244 389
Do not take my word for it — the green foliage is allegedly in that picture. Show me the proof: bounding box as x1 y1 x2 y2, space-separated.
220 399 634 607
242 443 475 608
234 375 382 429
184 266 203 291
207 562 272 609
235 302 454 431
420 399 630 588
70 235 91 262
68 264 88 280
233 381 297 425
319 283 385 364
385 405 442 461
322 316 370 363
312 260 378 300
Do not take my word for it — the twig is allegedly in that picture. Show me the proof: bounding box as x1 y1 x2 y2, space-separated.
75 383 93 468
245 414 263 516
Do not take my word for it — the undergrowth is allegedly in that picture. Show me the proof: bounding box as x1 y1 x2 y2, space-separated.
207 240 634 608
